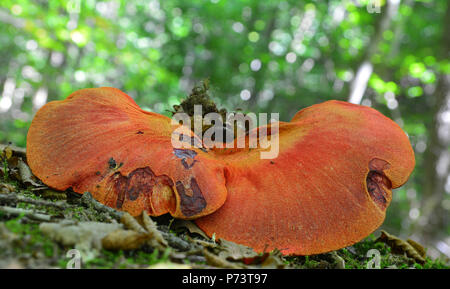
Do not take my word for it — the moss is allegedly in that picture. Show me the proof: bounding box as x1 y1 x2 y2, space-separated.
1 216 62 266
75 247 172 269
173 79 221 117
414 258 449 269
171 80 220 135
284 235 449 269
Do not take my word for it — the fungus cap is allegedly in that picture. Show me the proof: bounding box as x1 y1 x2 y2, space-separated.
26 88 227 219
195 100 415 255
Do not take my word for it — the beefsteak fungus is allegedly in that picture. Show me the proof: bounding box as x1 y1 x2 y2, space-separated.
27 87 415 255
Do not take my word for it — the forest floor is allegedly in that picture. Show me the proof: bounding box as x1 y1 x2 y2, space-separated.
0 144 448 269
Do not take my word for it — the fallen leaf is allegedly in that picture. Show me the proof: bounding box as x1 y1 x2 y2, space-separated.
102 229 150 251
256 250 287 269
190 237 218 249
121 212 146 234
141 211 168 247
202 248 243 269
406 239 426 258
376 230 426 264
1 146 13 160
0 183 15 194
172 219 210 240
101 212 168 251
199 238 287 268
217 238 259 261
17 158 42 187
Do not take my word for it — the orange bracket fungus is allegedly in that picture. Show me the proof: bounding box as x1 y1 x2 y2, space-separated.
27 87 415 255
26 88 227 219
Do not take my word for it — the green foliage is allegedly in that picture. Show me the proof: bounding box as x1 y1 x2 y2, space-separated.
1 1 446 138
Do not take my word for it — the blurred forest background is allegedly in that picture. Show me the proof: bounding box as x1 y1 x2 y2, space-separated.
0 0 449 259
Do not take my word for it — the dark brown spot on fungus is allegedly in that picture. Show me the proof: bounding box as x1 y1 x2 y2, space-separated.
111 166 173 209
114 174 128 209
366 171 391 209
125 167 155 200
176 178 207 217
366 158 392 210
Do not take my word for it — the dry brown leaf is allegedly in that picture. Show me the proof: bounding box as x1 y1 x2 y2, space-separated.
190 237 218 249
102 229 150 251
377 230 426 263
115 212 168 251
0 183 15 194
217 238 259 261
120 212 146 234
406 239 426 258
207 238 287 268
172 219 210 240
1 146 13 160
257 250 287 269
1 144 44 188
142 211 168 247
202 249 244 269
17 158 42 187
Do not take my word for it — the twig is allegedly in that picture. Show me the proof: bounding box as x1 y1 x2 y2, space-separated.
142 211 168 247
0 206 51 222
202 249 243 269
80 191 123 220
0 193 68 209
